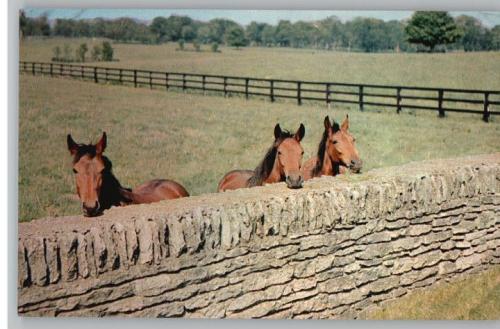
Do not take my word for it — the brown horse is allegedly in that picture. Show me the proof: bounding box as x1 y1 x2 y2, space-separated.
67 132 189 217
218 123 305 191
302 115 362 180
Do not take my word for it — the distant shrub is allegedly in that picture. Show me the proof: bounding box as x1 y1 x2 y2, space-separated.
91 45 102 61
76 43 88 62
178 39 185 50
101 41 114 61
211 42 219 53
193 42 201 52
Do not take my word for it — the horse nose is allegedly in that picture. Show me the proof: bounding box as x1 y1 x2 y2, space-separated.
350 159 363 173
286 175 304 189
82 201 100 217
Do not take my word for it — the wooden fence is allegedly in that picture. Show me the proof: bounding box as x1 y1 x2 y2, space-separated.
20 61 500 122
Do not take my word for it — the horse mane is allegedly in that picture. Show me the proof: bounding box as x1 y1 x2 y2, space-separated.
247 130 294 187
313 122 340 176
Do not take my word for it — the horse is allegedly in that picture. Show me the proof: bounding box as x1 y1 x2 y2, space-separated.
67 132 189 217
302 115 362 181
217 123 306 192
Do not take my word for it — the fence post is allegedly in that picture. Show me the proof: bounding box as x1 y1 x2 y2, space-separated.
149 71 153 89
165 73 169 90
134 70 137 87
202 75 206 94
81 65 84 79
326 83 331 108
396 87 402 114
359 86 364 111
223 77 227 97
270 80 275 102
245 78 249 100
32 62 35 75
297 82 302 106
438 89 445 118
50 63 53 77
183 74 186 91
483 92 490 123
94 67 98 83
105 68 108 82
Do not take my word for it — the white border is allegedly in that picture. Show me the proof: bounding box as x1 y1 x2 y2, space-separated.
5 1 500 328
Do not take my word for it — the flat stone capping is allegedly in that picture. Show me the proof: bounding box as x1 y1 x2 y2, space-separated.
17 153 500 318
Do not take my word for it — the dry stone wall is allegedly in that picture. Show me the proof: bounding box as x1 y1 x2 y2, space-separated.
18 153 500 318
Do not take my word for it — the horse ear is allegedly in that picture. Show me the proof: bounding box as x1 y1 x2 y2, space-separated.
95 132 107 154
324 116 331 131
67 134 78 156
341 114 349 131
274 124 282 140
295 123 305 142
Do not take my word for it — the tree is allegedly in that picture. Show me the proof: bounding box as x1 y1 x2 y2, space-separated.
405 11 462 52
492 25 500 50
101 41 114 61
261 25 276 46
211 42 219 52
150 16 169 43
91 45 102 61
274 20 293 47
76 43 88 62
455 15 492 51
225 26 248 48
246 22 270 46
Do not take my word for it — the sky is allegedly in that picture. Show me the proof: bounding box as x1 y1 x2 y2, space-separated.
24 9 500 27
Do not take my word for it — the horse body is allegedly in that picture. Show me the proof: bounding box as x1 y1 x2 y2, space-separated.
131 179 189 203
217 169 254 192
302 115 361 181
218 123 305 192
67 132 189 217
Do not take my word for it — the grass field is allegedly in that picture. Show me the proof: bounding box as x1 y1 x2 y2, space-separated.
20 37 500 90
362 266 500 320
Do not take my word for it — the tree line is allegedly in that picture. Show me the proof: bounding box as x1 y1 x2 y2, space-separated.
20 11 500 52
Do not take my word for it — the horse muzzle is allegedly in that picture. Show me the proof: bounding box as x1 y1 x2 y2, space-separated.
82 201 102 217
348 159 363 173
286 174 304 189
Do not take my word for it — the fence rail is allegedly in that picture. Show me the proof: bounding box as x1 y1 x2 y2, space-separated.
20 61 500 122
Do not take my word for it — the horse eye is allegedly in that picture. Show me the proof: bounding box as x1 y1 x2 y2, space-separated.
278 151 282 155
72 168 78 174
332 140 338 144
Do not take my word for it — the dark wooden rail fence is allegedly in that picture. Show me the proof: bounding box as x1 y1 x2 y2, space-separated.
20 61 500 122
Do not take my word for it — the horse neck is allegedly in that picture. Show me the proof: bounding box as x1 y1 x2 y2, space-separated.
263 157 283 184
321 149 341 176
99 170 133 209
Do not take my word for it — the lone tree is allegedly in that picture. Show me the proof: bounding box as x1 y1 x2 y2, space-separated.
405 11 462 52
101 41 114 61
76 43 88 62
225 26 248 49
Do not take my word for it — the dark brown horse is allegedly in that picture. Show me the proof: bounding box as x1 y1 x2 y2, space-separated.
218 123 305 191
302 115 362 180
67 132 189 217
